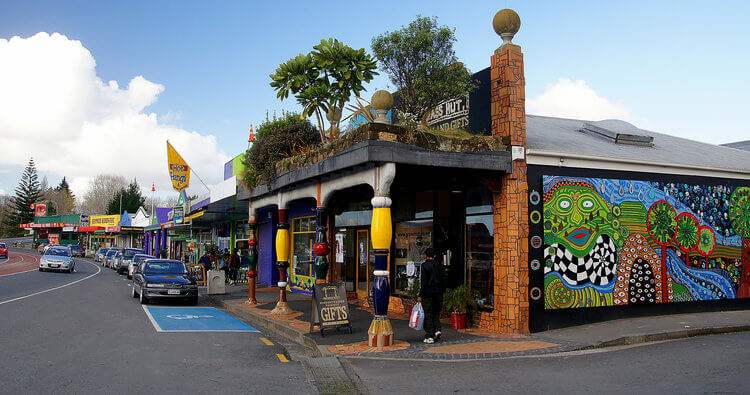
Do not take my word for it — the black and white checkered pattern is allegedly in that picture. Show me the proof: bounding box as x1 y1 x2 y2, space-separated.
544 235 618 286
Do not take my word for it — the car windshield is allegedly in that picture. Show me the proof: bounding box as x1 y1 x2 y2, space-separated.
144 261 186 274
70 245 82 251
99 248 108 253
46 248 71 257
107 251 116 256
123 249 139 258
0 243 5 248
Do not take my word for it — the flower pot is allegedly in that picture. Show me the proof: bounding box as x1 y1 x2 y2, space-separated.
450 312 468 329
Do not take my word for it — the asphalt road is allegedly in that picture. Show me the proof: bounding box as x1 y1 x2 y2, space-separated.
350 332 750 394
0 252 314 394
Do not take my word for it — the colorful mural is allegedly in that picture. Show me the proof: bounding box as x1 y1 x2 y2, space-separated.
540 177 750 310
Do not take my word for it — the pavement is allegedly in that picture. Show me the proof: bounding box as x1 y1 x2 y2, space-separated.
203 283 750 362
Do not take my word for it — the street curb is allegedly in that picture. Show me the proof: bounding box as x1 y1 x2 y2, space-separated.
581 324 750 350
201 294 323 357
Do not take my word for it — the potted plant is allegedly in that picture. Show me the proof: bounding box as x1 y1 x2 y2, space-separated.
443 285 475 329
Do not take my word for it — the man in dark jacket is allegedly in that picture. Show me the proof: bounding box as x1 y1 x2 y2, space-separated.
417 248 446 343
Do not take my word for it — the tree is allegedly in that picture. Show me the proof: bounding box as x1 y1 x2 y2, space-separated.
270 38 378 141
42 177 76 215
674 213 699 266
646 200 677 303
1 158 41 237
371 16 475 127
729 187 750 297
106 179 146 215
79 174 128 215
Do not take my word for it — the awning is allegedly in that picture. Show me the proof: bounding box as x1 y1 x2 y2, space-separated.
77 226 104 233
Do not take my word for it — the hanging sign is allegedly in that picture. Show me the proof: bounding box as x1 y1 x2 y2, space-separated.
310 282 352 336
167 141 190 192
35 203 47 217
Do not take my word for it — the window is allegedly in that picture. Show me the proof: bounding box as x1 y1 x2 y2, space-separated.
292 216 316 277
465 186 494 310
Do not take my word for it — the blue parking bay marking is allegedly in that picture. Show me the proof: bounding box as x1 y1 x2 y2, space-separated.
143 306 259 333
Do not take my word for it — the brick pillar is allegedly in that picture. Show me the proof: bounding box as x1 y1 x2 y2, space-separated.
489 41 529 334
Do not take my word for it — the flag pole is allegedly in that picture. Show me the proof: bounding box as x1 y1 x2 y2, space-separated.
167 139 211 194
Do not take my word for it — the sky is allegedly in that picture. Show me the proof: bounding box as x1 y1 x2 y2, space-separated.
1 0 748 201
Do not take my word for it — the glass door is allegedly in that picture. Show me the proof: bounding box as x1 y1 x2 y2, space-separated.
356 229 370 300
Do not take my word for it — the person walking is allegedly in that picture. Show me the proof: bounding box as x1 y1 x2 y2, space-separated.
417 248 446 344
229 249 240 284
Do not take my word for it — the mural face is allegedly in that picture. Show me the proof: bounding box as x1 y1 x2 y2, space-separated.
539 176 750 310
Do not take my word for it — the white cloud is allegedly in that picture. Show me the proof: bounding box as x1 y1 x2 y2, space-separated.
0 32 229 197
0 189 5 195
527 78 631 121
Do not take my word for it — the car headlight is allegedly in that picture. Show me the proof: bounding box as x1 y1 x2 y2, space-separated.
186 284 198 289
146 283 165 288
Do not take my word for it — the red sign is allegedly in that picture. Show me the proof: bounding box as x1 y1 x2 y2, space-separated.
35 203 47 217
48 234 60 245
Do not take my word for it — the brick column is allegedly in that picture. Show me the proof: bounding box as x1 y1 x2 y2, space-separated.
489 40 529 334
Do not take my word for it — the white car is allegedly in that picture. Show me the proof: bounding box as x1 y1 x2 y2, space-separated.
39 246 75 273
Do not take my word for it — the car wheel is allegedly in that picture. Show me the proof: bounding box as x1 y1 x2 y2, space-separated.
38 267 43 272
131 285 137 298
139 288 148 304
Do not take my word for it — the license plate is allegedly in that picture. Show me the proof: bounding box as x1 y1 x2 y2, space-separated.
167 289 180 295
50 264 59 268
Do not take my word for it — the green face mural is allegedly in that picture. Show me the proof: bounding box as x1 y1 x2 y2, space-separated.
544 184 625 256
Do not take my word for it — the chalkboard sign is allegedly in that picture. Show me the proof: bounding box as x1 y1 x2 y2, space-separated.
187 263 206 286
310 282 352 336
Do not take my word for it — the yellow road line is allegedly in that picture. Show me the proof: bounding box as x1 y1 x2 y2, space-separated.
276 353 289 363
260 337 274 346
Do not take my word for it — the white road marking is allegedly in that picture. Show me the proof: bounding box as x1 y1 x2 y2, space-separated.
142 305 164 332
0 259 101 305
0 252 37 277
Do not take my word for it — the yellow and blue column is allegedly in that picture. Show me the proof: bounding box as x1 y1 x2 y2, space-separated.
368 196 394 347
271 209 292 314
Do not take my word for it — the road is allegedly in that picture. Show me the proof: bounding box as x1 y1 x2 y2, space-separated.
0 250 314 394
350 332 750 394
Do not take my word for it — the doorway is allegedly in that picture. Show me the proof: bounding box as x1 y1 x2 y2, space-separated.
334 227 374 300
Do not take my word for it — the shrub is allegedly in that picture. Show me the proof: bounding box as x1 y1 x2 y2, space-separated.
243 118 321 188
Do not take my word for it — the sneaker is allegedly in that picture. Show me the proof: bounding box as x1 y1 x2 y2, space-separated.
423 338 434 344
435 331 442 341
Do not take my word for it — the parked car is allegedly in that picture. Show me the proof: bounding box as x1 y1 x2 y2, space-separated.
104 249 120 268
128 254 155 279
69 244 84 258
132 259 198 305
110 251 123 270
95 248 109 262
39 246 75 273
0 243 7 259
116 248 142 275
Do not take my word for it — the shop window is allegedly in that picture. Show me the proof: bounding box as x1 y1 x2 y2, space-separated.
393 220 433 294
292 216 316 277
465 185 493 215
466 214 494 310
415 190 434 219
235 220 250 240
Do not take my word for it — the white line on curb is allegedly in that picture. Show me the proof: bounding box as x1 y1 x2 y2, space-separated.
0 259 101 305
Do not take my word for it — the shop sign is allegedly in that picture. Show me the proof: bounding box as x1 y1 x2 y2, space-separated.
91 215 120 227
105 226 121 233
173 206 184 225
187 263 206 286
80 214 90 226
35 203 47 217
167 141 191 192
62 226 76 232
310 282 352 335
48 233 60 245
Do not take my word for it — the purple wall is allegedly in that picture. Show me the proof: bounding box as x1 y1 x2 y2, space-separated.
224 160 233 181
257 207 277 286
154 207 171 225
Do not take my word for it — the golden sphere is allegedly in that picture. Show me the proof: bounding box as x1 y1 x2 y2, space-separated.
493 9 521 37
371 90 394 111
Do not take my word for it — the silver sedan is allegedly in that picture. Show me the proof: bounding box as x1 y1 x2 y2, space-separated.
39 246 76 273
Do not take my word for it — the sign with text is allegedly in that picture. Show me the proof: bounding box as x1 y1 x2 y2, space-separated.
167 141 190 192
48 233 60 245
35 203 47 217
90 215 119 227
173 206 184 225
311 283 351 335
187 263 206 286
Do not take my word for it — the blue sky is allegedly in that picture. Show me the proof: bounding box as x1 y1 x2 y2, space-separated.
1 0 748 200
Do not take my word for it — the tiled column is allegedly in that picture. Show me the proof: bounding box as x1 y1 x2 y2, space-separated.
313 206 330 283
270 209 292 314
367 196 394 347
486 9 529 334
246 209 259 304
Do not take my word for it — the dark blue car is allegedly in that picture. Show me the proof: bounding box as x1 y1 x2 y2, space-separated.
131 259 198 305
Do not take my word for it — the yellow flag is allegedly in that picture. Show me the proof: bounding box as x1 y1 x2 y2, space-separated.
167 141 190 192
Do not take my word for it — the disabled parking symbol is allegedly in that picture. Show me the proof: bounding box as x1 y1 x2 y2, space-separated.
143 306 259 332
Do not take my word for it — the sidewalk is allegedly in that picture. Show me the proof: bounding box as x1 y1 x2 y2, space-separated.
203 285 750 361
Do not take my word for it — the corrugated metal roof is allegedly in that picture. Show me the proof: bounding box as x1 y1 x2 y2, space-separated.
721 140 750 152
526 115 750 172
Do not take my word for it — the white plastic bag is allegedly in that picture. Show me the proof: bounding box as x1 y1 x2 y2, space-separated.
409 302 424 330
